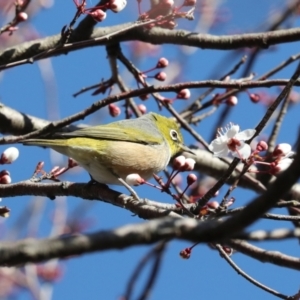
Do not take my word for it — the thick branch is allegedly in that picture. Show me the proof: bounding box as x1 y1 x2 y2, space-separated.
2 25 300 66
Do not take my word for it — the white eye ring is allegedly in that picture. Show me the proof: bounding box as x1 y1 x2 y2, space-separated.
170 129 179 141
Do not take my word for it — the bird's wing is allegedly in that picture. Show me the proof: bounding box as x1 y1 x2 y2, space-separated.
60 123 160 145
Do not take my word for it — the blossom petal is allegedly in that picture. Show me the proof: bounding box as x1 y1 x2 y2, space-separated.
213 147 230 158
233 143 251 159
276 158 293 173
209 139 227 153
235 129 256 141
226 125 240 139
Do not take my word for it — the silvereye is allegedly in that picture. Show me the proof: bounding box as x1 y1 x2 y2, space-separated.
23 112 193 185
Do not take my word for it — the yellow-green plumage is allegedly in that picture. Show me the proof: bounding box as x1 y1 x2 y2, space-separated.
23 113 191 185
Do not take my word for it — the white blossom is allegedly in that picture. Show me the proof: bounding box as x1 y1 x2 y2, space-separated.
209 123 256 159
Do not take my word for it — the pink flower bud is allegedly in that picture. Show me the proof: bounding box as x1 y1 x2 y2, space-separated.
0 147 19 164
156 57 169 68
138 104 147 114
125 174 145 186
207 201 219 210
222 246 233 256
179 247 191 259
0 174 11 184
68 158 78 168
177 89 191 100
17 12 28 22
90 9 106 22
139 94 150 101
162 0 174 7
154 71 167 81
173 155 186 170
187 173 197 186
270 157 293 175
182 158 195 171
109 0 127 13
0 170 10 177
256 140 268 152
272 143 292 157
37 265 63 282
108 103 121 117
226 96 238 106
249 93 260 103
50 166 60 174
183 0 197 6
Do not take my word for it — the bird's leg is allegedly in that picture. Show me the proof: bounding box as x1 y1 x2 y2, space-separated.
117 177 141 202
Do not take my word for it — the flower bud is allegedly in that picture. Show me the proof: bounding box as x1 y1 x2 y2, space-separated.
109 0 127 13
0 147 19 164
0 170 10 177
207 201 219 210
90 9 106 22
256 141 268 152
182 158 195 171
139 94 150 101
173 155 186 170
249 93 260 103
0 174 11 184
68 158 78 168
271 157 293 175
156 57 169 68
183 0 197 6
177 89 191 100
50 166 60 174
138 104 147 114
16 12 28 22
272 143 292 157
226 96 238 106
108 103 121 117
125 174 145 186
179 247 191 259
187 173 197 186
154 72 167 81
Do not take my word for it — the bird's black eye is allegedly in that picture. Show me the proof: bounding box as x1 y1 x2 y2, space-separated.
170 129 179 141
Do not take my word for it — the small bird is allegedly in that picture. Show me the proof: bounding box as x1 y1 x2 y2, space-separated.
22 112 193 185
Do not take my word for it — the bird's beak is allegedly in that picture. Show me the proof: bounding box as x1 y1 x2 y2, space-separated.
180 144 196 155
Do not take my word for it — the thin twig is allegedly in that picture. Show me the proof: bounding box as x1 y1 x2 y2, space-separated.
215 244 290 299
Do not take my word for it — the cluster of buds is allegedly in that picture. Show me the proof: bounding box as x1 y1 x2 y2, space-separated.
0 147 19 185
269 143 294 175
0 147 19 218
4 0 29 34
139 0 197 30
173 155 196 172
139 57 169 87
74 0 127 23
249 142 295 175
159 88 191 105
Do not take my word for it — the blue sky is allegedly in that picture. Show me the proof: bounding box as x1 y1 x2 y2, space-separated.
1 1 300 299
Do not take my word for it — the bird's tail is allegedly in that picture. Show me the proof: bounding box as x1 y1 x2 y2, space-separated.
22 139 68 148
